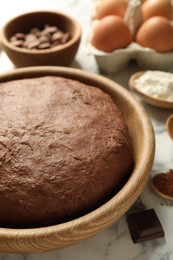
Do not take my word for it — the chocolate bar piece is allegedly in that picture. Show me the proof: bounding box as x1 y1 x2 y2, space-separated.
127 209 165 243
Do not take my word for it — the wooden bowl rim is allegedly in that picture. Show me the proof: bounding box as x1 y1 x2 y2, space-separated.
166 114 173 140
129 71 173 109
0 67 155 249
0 10 81 54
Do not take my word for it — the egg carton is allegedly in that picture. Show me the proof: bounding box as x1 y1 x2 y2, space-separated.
87 0 173 74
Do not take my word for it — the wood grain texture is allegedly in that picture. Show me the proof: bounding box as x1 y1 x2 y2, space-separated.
129 71 173 109
0 67 155 253
166 114 173 140
0 11 81 67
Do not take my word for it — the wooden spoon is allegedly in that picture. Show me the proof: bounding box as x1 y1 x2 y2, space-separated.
151 181 173 200
166 114 173 140
129 71 173 109
151 171 173 200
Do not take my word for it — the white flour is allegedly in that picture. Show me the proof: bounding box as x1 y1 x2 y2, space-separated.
134 71 173 101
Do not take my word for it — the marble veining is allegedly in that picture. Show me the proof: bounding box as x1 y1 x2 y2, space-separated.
0 0 173 259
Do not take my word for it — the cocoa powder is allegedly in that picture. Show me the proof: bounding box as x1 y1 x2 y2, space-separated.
152 169 173 197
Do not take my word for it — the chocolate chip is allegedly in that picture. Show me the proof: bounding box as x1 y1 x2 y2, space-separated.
11 40 24 47
61 32 71 44
51 31 63 42
38 42 51 49
126 209 165 243
14 33 25 40
43 26 58 34
39 35 50 44
27 40 40 49
40 29 51 38
9 24 71 50
51 40 61 48
10 36 18 42
25 34 37 43
29 27 40 35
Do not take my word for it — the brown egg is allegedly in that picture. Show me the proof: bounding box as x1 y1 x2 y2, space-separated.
94 0 128 19
136 16 173 52
142 0 172 21
91 15 132 52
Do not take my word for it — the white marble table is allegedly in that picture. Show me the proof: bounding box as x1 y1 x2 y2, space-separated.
0 0 173 259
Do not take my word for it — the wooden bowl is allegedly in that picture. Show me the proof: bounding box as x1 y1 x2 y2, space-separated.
166 114 173 140
0 11 81 67
129 71 173 109
0 67 155 253
151 170 173 200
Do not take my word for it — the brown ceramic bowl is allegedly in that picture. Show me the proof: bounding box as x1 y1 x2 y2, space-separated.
0 11 81 67
0 67 155 253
